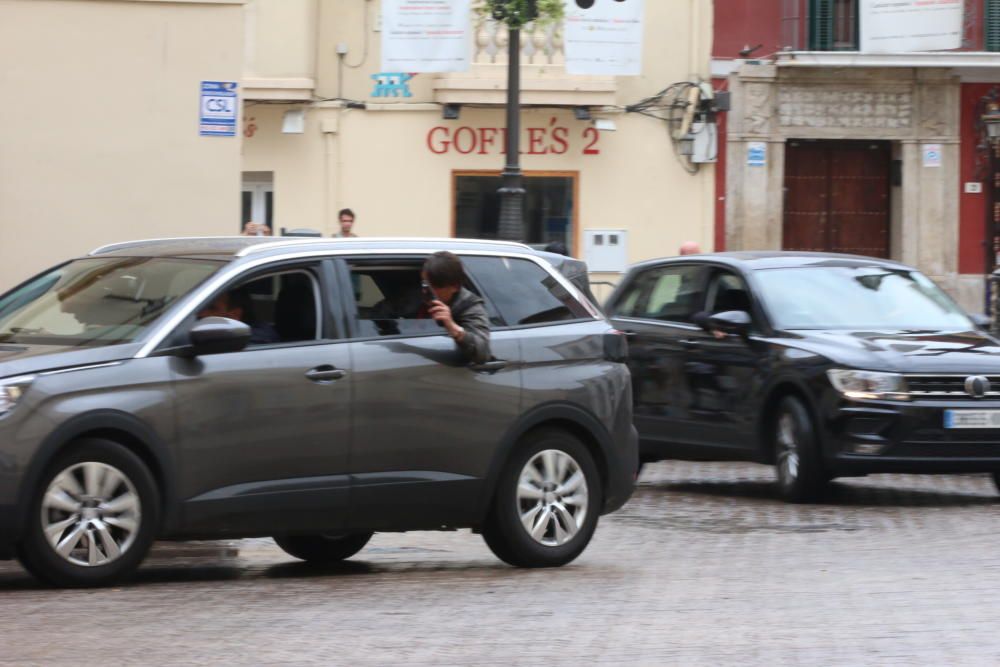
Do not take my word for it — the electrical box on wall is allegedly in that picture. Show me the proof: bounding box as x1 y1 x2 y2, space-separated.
584 230 628 273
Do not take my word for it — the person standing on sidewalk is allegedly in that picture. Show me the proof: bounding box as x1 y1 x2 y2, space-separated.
334 209 358 238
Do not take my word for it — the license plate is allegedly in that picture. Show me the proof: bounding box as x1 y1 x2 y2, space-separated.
944 409 1000 429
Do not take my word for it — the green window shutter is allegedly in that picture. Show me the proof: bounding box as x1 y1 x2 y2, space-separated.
809 0 834 50
988 0 1000 52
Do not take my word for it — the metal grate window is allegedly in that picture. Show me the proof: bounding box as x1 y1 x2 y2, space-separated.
988 0 1000 51
809 0 858 50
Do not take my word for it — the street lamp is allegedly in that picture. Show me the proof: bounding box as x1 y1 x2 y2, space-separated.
491 0 538 242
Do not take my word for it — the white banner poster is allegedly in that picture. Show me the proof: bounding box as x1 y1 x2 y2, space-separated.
381 0 471 73
861 0 963 53
564 0 645 76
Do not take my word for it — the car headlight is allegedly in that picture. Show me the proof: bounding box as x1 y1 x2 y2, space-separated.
827 369 908 401
0 375 35 417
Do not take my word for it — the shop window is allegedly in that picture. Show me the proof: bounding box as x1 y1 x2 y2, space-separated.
454 174 575 254
809 0 858 51
989 0 1000 52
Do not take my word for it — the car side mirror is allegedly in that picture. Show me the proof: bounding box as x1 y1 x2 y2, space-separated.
187 317 251 356
970 313 991 331
707 310 752 335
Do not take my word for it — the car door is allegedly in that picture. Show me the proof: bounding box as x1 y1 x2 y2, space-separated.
607 263 711 449
335 255 521 531
167 260 353 535
680 268 767 451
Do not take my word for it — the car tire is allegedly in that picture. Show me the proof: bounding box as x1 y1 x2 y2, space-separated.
772 396 828 503
17 438 160 588
482 428 601 568
273 532 374 563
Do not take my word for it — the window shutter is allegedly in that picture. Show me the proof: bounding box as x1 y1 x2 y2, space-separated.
809 0 834 50
988 0 1000 51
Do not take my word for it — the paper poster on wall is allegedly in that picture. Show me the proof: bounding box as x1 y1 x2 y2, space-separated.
564 0 645 76
747 142 767 167
381 0 471 73
860 0 963 53
923 144 942 168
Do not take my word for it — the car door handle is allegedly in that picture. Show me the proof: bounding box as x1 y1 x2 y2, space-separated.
680 339 701 349
305 366 347 383
469 359 508 374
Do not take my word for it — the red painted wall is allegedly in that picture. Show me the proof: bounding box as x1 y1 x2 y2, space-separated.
713 0 789 59
960 82 998 275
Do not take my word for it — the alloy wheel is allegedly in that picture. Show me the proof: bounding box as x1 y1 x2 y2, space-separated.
40 462 142 567
516 449 589 547
776 412 800 487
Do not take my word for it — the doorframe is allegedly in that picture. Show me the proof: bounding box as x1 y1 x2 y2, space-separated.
450 170 581 257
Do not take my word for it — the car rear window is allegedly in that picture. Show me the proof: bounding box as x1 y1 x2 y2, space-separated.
462 256 593 326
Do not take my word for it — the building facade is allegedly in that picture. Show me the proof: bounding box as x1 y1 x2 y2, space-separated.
0 0 246 288
713 0 1000 313
240 0 716 290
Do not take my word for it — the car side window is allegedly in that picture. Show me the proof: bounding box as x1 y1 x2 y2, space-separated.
344 257 498 337
190 267 322 348
462 256 592 326
705 271 753 317
615 265 706 324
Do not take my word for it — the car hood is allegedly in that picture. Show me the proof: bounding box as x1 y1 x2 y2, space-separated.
0 343 140 379
788 329 1000 373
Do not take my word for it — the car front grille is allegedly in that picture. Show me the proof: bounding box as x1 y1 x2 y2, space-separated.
904 375 1000 400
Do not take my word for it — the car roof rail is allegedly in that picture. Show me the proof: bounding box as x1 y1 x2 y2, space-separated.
235 237 535 257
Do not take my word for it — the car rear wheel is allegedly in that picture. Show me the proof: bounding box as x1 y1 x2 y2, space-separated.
17 439 159 587
482 428 601 568
273 532 374 563
772 396 828 503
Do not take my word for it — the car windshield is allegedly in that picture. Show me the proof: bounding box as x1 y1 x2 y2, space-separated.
755 266 973 331
0 257 223 347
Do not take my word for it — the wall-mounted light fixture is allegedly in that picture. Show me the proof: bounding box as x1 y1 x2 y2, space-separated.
442 104 461 120
983 102 1000 144
573 106 592 121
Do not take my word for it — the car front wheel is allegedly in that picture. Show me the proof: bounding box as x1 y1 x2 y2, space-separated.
773 396 828 503
482 428 601 568
17 439 159 587
273 532 374 563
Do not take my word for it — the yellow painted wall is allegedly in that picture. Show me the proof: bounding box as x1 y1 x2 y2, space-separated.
0 0 244 288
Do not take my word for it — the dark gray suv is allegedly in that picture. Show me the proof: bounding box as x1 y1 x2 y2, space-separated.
0 237 636 586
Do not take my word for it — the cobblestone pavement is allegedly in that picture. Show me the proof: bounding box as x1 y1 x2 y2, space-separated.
2 462 1000 666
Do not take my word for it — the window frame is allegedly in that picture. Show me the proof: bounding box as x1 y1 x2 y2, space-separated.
460 255 598 331
155 259 337 354
809 0 859 51
334 254 501 342
608 262 710 326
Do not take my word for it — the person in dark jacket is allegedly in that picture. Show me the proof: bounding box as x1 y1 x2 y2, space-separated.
421 251 491 364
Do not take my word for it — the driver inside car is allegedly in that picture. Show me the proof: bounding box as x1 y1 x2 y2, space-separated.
197 288 279 345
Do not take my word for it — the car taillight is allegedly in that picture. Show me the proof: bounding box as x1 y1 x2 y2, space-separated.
603 330 629 363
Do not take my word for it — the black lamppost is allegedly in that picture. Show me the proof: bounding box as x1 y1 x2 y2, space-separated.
491 1 539 242
496 25 525 242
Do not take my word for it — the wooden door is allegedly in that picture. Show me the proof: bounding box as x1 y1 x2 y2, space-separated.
783 140 891 257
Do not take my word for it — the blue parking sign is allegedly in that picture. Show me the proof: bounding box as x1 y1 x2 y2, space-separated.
199 81 238 137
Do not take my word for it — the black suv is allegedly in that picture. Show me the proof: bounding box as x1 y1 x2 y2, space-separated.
606 251 1000 502
0 237 636 586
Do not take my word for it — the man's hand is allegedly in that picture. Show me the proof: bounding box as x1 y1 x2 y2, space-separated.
429 300 465 341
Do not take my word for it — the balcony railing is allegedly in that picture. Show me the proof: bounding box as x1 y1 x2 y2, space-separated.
433 17 616 106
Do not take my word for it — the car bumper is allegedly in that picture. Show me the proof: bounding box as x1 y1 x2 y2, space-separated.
603 424 638 514
0 504 16 559
826 399 1000 475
